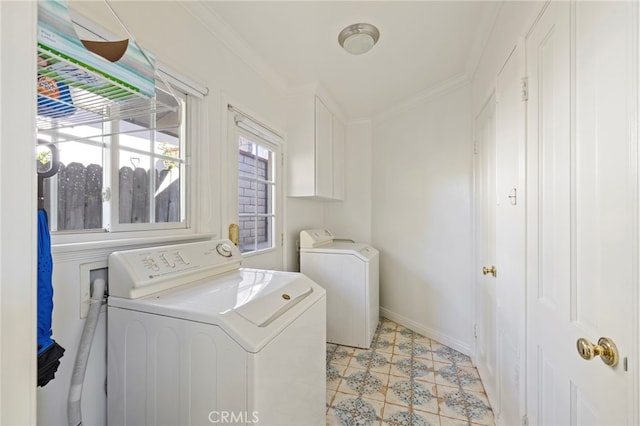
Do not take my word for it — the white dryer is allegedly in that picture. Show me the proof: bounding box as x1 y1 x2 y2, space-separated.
299 229 379 349
107 240 326 426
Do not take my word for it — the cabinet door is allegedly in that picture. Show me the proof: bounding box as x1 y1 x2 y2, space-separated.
315 97 333 199
332 115 345 200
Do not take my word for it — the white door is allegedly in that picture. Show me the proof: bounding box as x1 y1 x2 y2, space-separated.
226 110 284 270
474 93 498 409
474 44 527 426
494 43 527 425
526 1 637 424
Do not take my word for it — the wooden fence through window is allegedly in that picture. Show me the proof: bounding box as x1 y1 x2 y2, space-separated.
42 162 180 230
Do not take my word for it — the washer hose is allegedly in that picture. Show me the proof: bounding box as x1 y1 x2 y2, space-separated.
67 278 106 426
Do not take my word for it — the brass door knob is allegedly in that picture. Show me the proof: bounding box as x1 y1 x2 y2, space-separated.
482 266 497 277
576 337 619 367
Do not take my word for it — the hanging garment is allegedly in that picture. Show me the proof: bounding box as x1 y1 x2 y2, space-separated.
37 209 64 387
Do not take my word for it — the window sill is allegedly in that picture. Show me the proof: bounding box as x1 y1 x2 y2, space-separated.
241 246 276 258
52 231 217 256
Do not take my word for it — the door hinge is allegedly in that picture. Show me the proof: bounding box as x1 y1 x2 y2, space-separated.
281 152 285 167
521 77 528 102
522 414 529 426
473 140 478 155
281 233 284 246
474 323 479 338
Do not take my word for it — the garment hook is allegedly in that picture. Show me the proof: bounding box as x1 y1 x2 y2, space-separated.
130 157 140 169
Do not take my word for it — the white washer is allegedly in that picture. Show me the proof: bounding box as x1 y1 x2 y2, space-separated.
299 229 379 349
107 240 326 426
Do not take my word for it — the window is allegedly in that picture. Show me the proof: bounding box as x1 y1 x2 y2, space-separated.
229 110 283 256
37 85 190 233
237 134 276 253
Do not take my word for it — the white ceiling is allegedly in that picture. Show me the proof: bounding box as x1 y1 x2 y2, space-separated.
198 1 501 120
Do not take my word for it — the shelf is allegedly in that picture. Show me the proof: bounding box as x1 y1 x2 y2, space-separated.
37 45 179 136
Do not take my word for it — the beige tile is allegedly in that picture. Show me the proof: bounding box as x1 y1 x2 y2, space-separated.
337 366 367 396
352 350 393 375
377 322 397 336
462 390 494 425
327 362 348 391
328 345 354 367
389 354 435 384
435 383 466 421
326 388 337 410
438 396 468 422
396 327 431 342
372 337 396 354
328 392 384 426
386 376 439 415
394 340 432 360
339 368 389 402
434 361 463 388
353 348 374 357
327 320 493 426
440 415 472 426
431 343 472 366
380 319 398 330
437 386 495 424
456 365 485 393
381 404 440 425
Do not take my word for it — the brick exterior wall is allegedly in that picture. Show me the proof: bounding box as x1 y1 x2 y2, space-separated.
238 150 269 251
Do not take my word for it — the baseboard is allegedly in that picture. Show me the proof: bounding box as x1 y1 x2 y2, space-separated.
379 307 473 358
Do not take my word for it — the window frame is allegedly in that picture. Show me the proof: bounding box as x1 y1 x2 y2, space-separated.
236 128 278 255
44 84 203 247
108 86 188 233
227 108 284 261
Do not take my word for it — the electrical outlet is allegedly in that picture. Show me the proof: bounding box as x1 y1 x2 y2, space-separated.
79 261 108 318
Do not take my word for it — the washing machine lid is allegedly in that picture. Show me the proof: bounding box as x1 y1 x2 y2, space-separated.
300 240 379 261
108 267 325 352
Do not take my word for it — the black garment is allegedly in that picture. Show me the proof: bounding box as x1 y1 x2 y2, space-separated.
37 341 65 387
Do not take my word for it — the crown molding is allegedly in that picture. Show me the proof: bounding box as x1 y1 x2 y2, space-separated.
374 73 470 122
465 1 503 81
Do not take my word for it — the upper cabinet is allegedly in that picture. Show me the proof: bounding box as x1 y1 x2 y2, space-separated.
287 87 345 200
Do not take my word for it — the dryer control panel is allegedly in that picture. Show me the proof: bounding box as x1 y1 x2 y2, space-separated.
299 229 335 248
109 240 242 299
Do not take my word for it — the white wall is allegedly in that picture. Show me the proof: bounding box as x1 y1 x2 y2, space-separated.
0 2 38 424
284 197 325 271
324 120 373 244
371 84 474 354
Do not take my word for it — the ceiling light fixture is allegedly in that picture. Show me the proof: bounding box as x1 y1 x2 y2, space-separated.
338 23 380 55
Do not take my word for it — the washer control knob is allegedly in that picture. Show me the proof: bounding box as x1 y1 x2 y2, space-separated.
216 243 233 258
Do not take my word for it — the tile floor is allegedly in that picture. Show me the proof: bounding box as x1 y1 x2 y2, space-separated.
326 318 495 426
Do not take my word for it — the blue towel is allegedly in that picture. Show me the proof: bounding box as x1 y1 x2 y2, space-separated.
37 209 65 387
37 209 54 354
